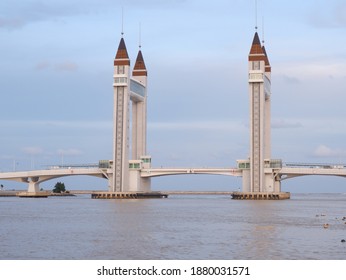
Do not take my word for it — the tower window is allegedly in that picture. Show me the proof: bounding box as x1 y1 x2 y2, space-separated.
253 61 260 70
118 65 125 74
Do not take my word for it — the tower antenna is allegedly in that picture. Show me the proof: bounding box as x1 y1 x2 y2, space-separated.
139 22 142 49
262 16 265 44
255 0 258 30
121 6 124 36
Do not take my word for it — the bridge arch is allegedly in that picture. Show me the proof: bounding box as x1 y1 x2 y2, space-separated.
39 174 109 191
279 174 346 193
280 173 346 181
0 168 109 192
141 168 241 178
147 172 241 192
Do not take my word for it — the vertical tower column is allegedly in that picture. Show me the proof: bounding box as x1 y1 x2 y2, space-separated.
128 48 151 192
112 37 131 192
236 32 287 199
131 49 148 160
248 32 266 192
262 45 272 160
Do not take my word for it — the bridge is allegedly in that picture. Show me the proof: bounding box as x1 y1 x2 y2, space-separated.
279 163 346 180
140 168 242 178
1 31 345 198
0 167 108 192
0 166 242 193
2 162 346 193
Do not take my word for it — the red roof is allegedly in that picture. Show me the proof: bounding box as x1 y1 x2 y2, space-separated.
114 37 130 66
133 50 147 76
249 32 265 61
134 50 146 70
262 45 271 72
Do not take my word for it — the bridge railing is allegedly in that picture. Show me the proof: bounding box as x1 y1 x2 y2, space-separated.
283 162 345 169
144 166 238 170
46 163 99 170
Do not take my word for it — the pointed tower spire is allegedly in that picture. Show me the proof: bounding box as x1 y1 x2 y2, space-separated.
131 47 148 164
249 32 264 55
114 37 130 66
132 49 147 76
262 45 271 73
249 32 265 62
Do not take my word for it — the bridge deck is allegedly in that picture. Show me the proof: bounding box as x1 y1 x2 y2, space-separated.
2 164 346 192
141 168 242 177
0 168 107 182
279 167 346 178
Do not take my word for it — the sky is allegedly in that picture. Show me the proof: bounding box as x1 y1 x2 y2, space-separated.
1 0 346 192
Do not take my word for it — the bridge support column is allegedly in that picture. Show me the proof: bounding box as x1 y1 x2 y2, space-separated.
241 169 251 192
263 172 276 192
241 171 280 193
128 158 151 192
237 160 289 199
129 169 151 192
107 173 114 192
28 178 40 193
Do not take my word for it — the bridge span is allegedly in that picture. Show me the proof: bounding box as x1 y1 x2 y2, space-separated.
2 163 346 193
0 166 242 192
278 165 346 180
140 168 242 178
0 168 108 192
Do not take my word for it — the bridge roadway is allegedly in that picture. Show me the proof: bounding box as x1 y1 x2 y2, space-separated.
0 167 242 191
0 167 241 183
278 166 346 180
0 168 108 185
140 168 242 177
1 164 346 192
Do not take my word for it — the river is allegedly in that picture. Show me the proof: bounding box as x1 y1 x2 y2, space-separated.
0 193 345 259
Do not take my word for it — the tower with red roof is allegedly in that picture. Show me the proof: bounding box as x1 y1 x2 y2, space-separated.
112 36 131 192
239 31 281 194
131 48 148 161
111 34 151 192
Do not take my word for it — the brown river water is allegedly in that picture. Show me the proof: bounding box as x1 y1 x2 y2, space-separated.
0 193 346 259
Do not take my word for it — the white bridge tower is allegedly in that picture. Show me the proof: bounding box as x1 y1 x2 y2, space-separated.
111 36 151 192
236 32 284 197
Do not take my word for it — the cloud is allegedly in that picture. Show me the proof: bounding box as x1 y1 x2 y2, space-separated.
34 61 78 72
276 60 346 81
272 119 303 129
0 17 25 29
280 75 301 85
121 0 188 10
0 0 190 31
0 0 96 30
55 62 78 72
22 146 44 156
312 145 346 157
0 120 111 130
148 120 245 132
35 61 51 71
57 148 83 156
308 1 346 28
0 155 15 160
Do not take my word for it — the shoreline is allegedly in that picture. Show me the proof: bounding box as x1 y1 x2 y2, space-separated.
0 190 235 197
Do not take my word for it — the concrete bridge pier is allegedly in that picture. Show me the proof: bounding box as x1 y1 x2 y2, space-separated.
236 170 288 200
106 157 152 193
263 171 281 193
237 159 289 200
27 177 40 193
129 169 151 192
107 173 114 192
128 157 151 192
15 176 49 197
